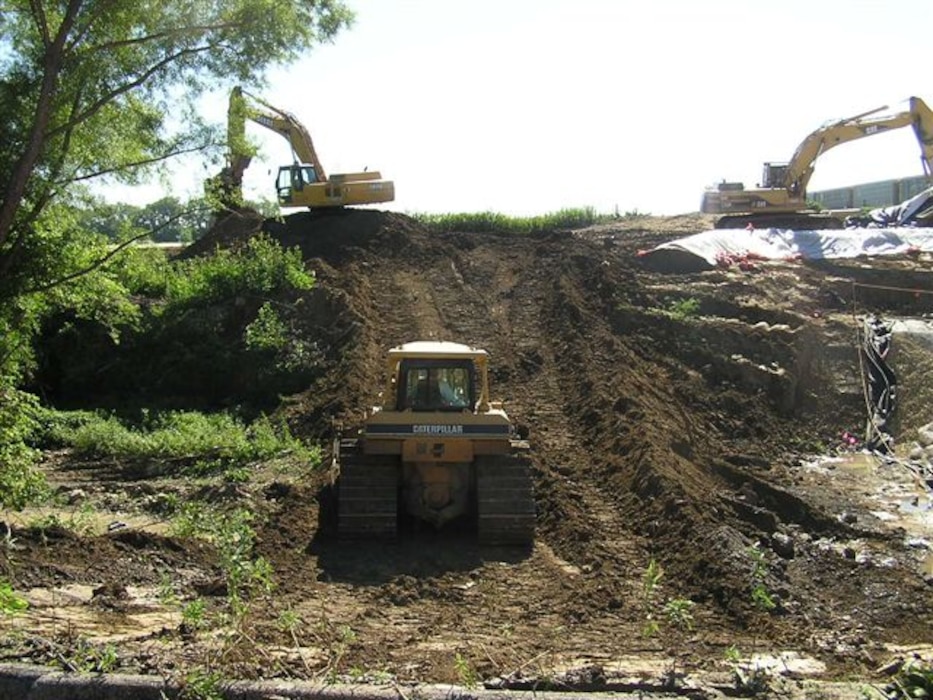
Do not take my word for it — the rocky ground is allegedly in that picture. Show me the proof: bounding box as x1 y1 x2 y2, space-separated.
2 209 932 698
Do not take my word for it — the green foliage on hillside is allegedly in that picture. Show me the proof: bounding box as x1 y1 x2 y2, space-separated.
413 207 609 234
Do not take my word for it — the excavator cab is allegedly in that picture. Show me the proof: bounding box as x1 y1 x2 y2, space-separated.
275 164 319 204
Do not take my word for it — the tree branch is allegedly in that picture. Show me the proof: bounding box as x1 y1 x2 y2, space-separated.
85 21 243 54
19 207 207 296
0 0 84 249
44 43 217 140
61 142 212 185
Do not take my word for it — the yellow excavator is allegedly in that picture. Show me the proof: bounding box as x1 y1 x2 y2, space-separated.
214 87 395 209
701 96 933 228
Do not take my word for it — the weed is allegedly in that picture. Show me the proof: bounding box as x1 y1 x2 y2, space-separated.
277 608 301 634
641 558 664 637
337 624 357 645
171 503 274 618
883 656 933 699
0 579 28 615
158 573 178 606
40 408 318 477
454 652 479 688
665 297 701 321
61 639 119 673
182 599 207 631
180 669 224 700
749 544 777 612
664 598 695 631
643 557 663 598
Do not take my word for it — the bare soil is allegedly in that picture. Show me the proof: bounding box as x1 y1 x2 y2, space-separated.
2 209 932 696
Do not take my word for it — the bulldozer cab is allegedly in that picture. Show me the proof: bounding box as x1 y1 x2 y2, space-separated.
397 359 474 411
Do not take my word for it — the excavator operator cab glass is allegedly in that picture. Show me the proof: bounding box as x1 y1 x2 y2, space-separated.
275 165 318 203
397 359 474 412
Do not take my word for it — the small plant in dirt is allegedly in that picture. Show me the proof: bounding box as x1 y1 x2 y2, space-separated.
664 297 701 321
454 651 479 689
664 598 695 631
182 599 208 631
748 544 777 612
641 558 664 637
180 669 225 700
60 638 119 673
723 644 772 696
172 503 274 613
0 579 28 615
882 656 933 699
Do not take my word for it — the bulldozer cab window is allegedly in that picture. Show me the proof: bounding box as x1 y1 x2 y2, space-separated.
399 361 473 411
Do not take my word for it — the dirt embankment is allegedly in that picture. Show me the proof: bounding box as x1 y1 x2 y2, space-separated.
3 208 932 693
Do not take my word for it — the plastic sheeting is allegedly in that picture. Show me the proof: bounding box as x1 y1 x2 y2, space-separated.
638 227 933 273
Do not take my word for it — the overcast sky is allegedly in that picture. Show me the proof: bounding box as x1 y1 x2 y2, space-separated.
186 0 931 216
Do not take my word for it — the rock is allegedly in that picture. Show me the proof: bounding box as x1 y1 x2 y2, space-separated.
771 531 796 559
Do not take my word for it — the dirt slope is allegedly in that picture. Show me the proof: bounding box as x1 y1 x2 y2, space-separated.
4 209 932 693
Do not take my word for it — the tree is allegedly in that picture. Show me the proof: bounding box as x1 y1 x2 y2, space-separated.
0 0 353 379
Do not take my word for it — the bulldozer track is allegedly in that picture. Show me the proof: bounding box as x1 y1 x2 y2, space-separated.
475 454 536 546
337 452 399 539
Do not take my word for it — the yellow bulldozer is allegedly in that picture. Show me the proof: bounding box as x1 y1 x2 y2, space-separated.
334 341 535 545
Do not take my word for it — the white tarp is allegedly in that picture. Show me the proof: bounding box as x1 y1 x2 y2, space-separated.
639 227 933 272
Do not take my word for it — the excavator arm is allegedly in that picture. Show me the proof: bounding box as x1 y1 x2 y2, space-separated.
778 96 933 195
231 87 328 182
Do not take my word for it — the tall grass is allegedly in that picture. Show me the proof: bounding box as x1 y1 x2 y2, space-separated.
412 207 617 234
40 409 319 475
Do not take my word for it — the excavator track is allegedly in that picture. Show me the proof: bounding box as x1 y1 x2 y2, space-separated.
337 449 400 540
475 453 536 546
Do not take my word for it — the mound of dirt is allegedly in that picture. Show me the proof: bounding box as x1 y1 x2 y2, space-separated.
5 207 932 693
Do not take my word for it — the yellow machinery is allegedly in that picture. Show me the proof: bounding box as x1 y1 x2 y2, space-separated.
334 341 535 545
217 87 394 209
701 96 933 228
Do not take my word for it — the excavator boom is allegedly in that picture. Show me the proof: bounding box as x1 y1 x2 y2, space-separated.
702 96 933 228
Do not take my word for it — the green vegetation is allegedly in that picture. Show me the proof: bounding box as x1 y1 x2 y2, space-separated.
171 503 273 611
454 652 479 689
748 544 777 612
0 388 50 510
884 657 933 699
0 579 29 616
41 408 318 477
414 207 611 234
641 557 664 637
0 0 352 518
181 670 225 700
664 297 701 321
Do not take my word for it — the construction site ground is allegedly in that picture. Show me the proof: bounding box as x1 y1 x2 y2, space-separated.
2 209 933 698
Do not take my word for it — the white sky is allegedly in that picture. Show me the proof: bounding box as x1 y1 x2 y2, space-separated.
169 0 932 216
